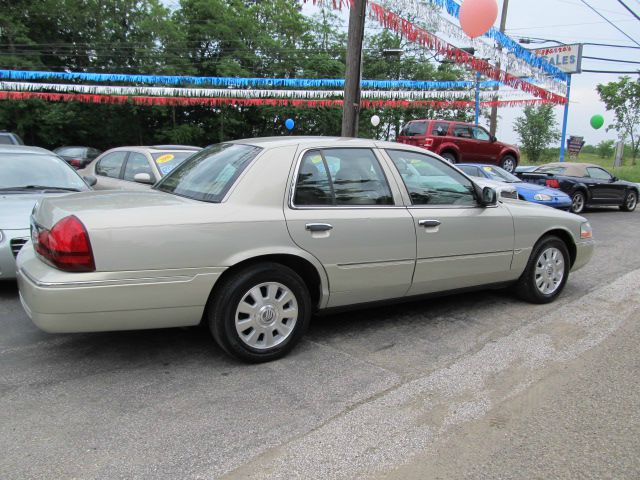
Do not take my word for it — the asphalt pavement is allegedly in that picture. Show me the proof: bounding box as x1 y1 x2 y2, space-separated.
1 207 639 479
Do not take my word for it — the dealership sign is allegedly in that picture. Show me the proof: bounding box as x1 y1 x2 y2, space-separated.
532 44 583 74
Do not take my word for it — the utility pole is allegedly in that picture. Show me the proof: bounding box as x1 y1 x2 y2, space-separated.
489 0 509 136
342 0 367 137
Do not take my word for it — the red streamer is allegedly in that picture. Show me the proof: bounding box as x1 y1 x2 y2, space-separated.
0 91 553 109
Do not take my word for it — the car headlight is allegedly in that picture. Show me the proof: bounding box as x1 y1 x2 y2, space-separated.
580 222 593 239
534 193 552 201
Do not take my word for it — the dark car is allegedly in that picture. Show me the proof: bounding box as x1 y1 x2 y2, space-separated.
518 162 638 214
396 119 520 173
54 146 102 169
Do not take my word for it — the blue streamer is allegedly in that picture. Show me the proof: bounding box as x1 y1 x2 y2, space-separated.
0 70 500 90
426 0 568 82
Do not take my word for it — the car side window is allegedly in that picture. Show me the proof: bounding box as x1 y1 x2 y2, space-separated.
458 165 482 177
294 150 333 206
453 125 472 138
95 151 128 178
432 122 449 136
294 148 394 206
586 167 612 180
123 152 154 182
472 127 491 141
387 150 477 206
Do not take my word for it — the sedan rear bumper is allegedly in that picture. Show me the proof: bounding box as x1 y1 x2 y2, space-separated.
17 246 225 333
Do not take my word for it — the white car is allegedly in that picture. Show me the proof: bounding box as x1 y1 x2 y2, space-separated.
18 137 594 362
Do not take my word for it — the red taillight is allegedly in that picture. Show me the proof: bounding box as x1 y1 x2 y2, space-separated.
545 179 560 189
70 159 81 167
34 216 95 272
423 138 434 147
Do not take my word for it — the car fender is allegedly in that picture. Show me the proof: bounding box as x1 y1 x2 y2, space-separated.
569 181 590 200
499 148 519 161
435 143 460 157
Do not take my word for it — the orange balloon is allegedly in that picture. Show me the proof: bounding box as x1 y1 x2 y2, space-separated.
459 0 499 38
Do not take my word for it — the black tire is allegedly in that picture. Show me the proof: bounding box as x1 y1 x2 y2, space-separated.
515 235 571 304
570 190 586 214
207 262 311 363
620 190 638 212
500 155 517 173
441 152 457 164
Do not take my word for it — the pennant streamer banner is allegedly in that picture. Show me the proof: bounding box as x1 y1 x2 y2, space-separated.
0 81 538 102
0 90 555 109
365 2 567 103
0 69 500 90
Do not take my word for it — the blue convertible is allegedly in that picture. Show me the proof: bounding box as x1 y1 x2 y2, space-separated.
457 163 572 210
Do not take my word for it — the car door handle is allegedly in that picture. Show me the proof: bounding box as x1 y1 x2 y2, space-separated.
418 220 441 228
305 223 333 232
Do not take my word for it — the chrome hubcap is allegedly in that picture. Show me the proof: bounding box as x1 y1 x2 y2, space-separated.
627 194 636 210
572 193 584 212
235 282 298 350
535 247 565 295
502 158 515 172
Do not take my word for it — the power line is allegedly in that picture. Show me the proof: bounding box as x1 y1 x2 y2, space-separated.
577 0 640 47
507 18 635 31
615 0 640 22
584 55 640 64
582 69 640 73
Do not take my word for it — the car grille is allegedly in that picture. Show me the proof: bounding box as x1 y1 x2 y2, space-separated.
10 237 29 258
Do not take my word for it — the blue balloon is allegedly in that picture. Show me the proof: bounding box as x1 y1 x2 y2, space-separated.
285 118 295 130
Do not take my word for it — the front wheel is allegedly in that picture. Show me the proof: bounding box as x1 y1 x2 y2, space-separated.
440 152 456 164
207 263 311 363
515 236 570 304
620 190 637 212
570 191 586 214
500 155 517 173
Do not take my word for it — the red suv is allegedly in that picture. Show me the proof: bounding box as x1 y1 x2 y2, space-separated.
396 120 520 173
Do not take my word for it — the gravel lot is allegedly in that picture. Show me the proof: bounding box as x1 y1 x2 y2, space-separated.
1 207 639 479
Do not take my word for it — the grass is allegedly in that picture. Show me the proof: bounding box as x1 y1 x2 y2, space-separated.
520 152 640 183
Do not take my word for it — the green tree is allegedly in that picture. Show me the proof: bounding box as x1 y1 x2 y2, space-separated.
514 104 560 163
597 76 640 165
596 140 615 159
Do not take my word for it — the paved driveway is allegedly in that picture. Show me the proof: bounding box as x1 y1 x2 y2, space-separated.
1 208 638 479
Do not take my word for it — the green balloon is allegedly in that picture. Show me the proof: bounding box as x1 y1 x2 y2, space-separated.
590 114 604 129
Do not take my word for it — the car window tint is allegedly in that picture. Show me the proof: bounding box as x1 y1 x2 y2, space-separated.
400 121 428 137
432 122 449 136
294 150 333 206
458 165 482 177
387 149 476 206
586 167 612 180
123 152 153 182
95 151 127 178
453 125 472 138
324 149 394 206
472 127 491 141
154 143 261 203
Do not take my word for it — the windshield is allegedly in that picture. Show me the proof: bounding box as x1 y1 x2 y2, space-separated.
481 165 521 183
152 151 199 176
400 121 428 137
154 143 262 202
0 153 89 191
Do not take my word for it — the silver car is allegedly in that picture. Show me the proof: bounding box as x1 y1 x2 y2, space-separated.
1 145 91 280
80 145 201 191
17 137 594 362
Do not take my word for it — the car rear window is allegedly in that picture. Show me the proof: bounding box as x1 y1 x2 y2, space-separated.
399 121 428 137
152 151 199 176
537 166 566 174
154 143 261 203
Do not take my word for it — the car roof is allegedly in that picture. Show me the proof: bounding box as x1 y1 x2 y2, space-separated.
228 136 431 151
0 145 54 155
102 146 201 154
538 162 601 177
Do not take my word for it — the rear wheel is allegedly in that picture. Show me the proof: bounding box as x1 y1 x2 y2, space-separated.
207 262 311 363
441 152 456 164
570 190 586 214
500 155 517 173
620 190 637 212
515 236 570 304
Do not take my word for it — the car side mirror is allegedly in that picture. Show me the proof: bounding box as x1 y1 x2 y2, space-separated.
476 185 498 207
134 172 153 184
83 175 97 187
490 135 497 142
611 176 618 182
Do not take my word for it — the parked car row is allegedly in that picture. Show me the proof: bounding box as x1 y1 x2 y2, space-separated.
5 137 596 364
